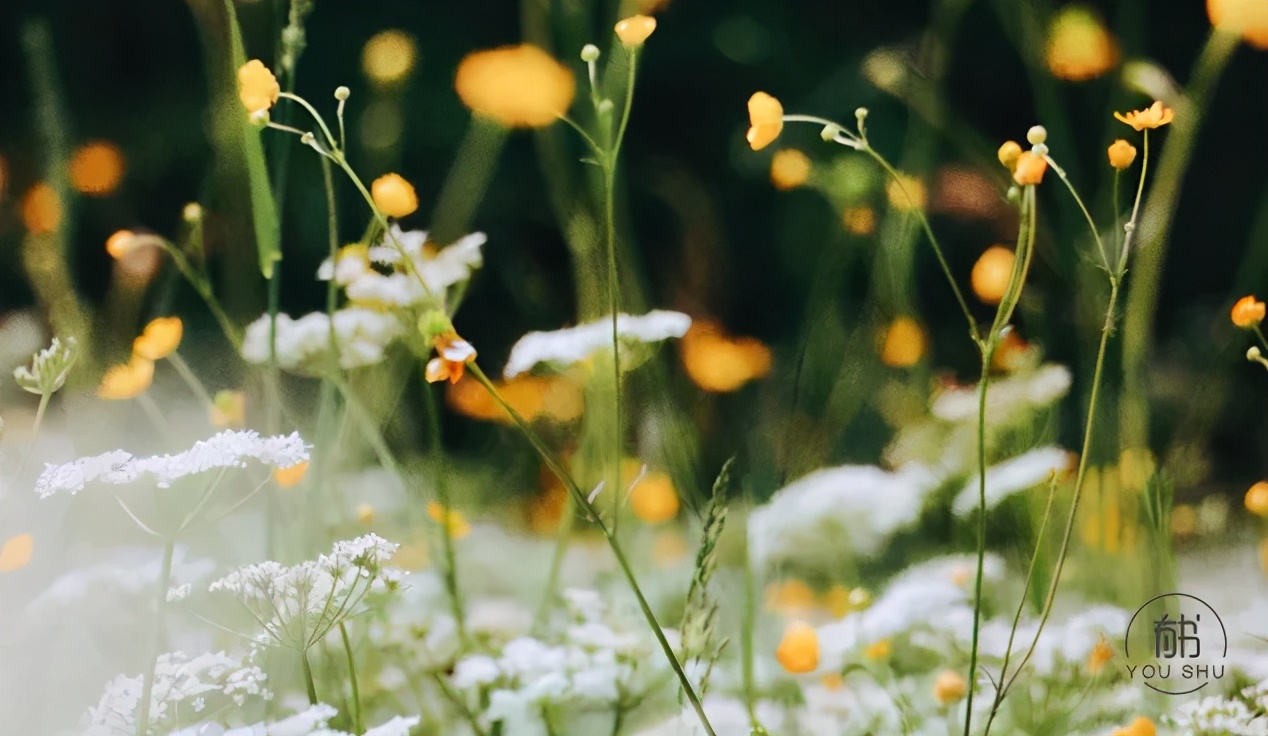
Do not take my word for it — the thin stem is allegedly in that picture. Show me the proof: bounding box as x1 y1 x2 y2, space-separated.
302 649 319 705
167 353 216 411
1118 130 1149 275
278 91 338 150
134 539 176 736
420 378 467 642
466 363 716 735
339 622 363 734
1043 154 1109 273
1112 171 1122 261
431 671 488 736
12 391 51 482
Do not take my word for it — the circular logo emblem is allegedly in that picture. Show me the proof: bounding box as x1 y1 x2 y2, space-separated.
1124 592 1227 695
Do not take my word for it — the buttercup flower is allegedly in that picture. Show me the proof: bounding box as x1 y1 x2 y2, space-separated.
97 356 155 400
363 29 418 85
428 501 472 538
22 182 60 234
1114 101 1174 131
1111 716 1157 736
680 320 772 392
971 246 1015 305
69 141 125 196
997 140 1023 171
371 173 419 218
0 533 34 573
1086 634 1114 673
106 230 139 259
933 670 967 705
864 638 892 660
629 471 680 524
776 621 819 673
454 44 575 128
880 317 927 368
1245 481 1268 517
1107 139 1138 169
237 60 280 115
1045 5 1118 81
770 149 811 190
1013 151 1048 185
273 460 310 488
1207 0 1268 49
425 332 477 384
132 316 183 360
746 91 783 151
1231 295 1265 328
615 15 657 46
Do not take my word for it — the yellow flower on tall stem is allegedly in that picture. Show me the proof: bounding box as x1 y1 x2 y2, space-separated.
746 92 783 150
454 44 575 128
273 461 309 488
1107 139 1138 169
1012 151 1048 185
1114 101 1174 131
0 533 34 573
1207 0 1268 49
1245 481 1268 517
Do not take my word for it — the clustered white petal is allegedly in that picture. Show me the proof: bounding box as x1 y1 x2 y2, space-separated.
503 310 692 378
317 225 486 307
241 308 406 371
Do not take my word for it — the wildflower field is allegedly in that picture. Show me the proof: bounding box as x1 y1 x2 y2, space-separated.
4 0 1268 734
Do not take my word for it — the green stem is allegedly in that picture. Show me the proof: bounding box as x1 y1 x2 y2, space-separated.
431 671 488 736
302 649 319 705
1044 154 1109 273
467 363 716 736
134 539 175 736
12 391 51 482
339 622 363 734
428 116 508 247
168 353 217 411
420 379 467 643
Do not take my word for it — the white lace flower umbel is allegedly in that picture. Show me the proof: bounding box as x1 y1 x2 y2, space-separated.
317 225 486 307
503 310 692 378
240 308 405 372
34 430 310 498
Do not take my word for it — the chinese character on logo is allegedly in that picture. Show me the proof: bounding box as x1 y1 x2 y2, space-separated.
1153 613 1201 659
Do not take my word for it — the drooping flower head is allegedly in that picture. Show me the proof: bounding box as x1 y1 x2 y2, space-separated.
746 91 783 150
1114 101 1174 131
425 332 478 385
455 44 575 128
1231 295 1265 328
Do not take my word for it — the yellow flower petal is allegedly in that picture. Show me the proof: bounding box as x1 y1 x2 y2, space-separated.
455 44 575 128
0 533 34 573
745 92 783 151
133 317 183 361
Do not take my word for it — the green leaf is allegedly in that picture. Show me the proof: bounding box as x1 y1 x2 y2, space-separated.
223 0 281 278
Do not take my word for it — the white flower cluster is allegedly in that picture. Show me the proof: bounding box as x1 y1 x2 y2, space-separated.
1166 686 1268 736
13 335 77 395
451 589 670 736
35 430 310 498
931 363 1072 426
81 651 269 735
747 463 939 570
976 604 1129 678
240 308 405 372
952 445 1072 516
170 704 419 736
208 534 399 651
503 310 692 378
317 225 486 307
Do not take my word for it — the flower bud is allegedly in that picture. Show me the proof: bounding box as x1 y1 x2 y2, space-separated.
334 85 350 101
614 15 657 46
580 44 601 62
997 140 1023 170
1107 139 1137 170
371 173 419 218
1027 125 1048 146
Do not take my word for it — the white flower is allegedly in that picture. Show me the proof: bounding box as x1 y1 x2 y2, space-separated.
240 308 405 371
208 534 398 651
748 464 938 569
34 430 309 498
362 716 422 736
932 363 1071 425
1166 695 1268 735
13 335 77 395
976 604 1129 677
503 310 692 378
318 226 485 308
953 446 1072 515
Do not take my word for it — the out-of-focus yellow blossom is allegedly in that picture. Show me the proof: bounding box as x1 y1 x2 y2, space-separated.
1171 504 1198 538
425 333 476 384
446 374 583 424
132 316 183 361
820 673 845 690
455 44 575 128
652 530 691 568
630 470 680 524
98 356 155 400
1231 295 1265 328
362 30 417 85
766 579 817 616
370 173 418 218
864 639 891 660
1112 716 1157 736
70 141 125 196
680 320 772 393
991 330 1034 373
997 141 1023 171
106 230 140 259
428 501 471 539
775 621 819 673
1107 139 1137 170
615 15 657 46
21 183 60 234
841 206 876 235
821 584 869 618
880 317 927 368
356 504 376 525
210 389 247 429
1245 481 1268 517
885 171 926 211
529 469 569 535
971 246 1015 305
0 533 34 573
1045 5 1118 81
770 149 811 190
1114 101 1174 131
1013 151 1048 185
237 60 280 115
933 670 967 705
1208 0 1268 49
273 461 309 488
746 92 783 151
1087 635 1114 674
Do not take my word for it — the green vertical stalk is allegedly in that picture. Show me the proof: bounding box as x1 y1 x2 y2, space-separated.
301 649 319 705
338 622 363 734
134 540 176 736
429 117 508 247
420 381 467 643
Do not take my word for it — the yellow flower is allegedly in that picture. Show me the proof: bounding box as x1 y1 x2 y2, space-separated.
370 173 419 218
237 60 280 115
210 389 247 429
428 501 472 539
362 30 417 86
820 584 870 618
880 317 927 368
864 639 891 660
1245 481 1268 517
454 44 575 128
356 504 376 525
132 316 183 361
933 670 967 705
1107 139 1138 170
680 320 772 393
446 374 584 424
1208 0 1268 49
971 246 1015 305
770 149 811 190
820 673 845 690
1013 151 1048 186
0 533 34 573
775 621 819 673
21 183 60 235
106 230 140 259
70 141 126 196
425 333 477 384
746 92 783 151
1045 5 1118 81
1171 503 1198 538
615 15 657 46
841 206 876 235
1112 716 1157 736
98 356 155 400
885 172 927 211
1086 634 1114 674
1114 101 1174 131
766 579 817 616
1231 295 1265 328
630 471 680 524
273 460 309 488
997 140 1023 171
